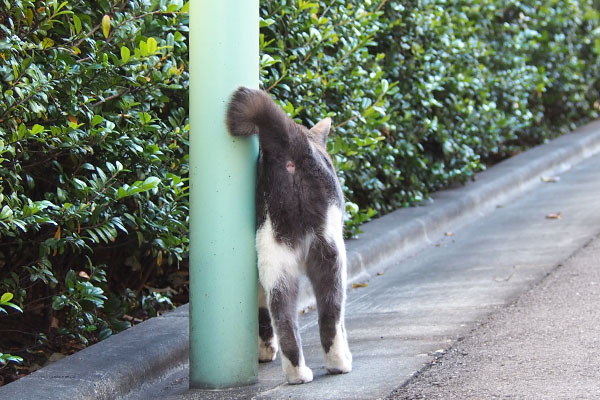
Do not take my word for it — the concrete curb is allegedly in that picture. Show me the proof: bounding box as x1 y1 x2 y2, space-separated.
0 306 190 400
345 120 600 284
1 121 600 399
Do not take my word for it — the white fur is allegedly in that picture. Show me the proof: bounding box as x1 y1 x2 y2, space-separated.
323 205 347 267
325 322 353 374
256 214 302 291
323 205 352 374
258 283 269 308
258 335 278 362
256 207 344 293
323 204 348 310
282 354 313 384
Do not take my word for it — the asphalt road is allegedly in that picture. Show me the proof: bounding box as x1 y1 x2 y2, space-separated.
389 235 600 399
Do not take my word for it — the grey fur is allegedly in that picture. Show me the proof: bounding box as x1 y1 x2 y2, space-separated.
226 87 351 381
269 278 302 367
307 238 344 354
258 307 274 344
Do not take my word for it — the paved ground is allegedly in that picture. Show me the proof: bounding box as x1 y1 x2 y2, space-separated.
388 234 600 400
1 123 599 400
158 136 600 399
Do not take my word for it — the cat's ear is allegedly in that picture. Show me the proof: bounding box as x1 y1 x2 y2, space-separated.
309 117 332 146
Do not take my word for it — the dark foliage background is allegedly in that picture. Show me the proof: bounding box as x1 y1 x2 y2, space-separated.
260 0 600 230
1 0 599 384
0 0 190 382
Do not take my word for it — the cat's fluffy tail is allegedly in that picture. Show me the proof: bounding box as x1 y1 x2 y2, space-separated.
226 87 289 138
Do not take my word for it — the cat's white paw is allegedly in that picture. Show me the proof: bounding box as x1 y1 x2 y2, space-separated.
282 355 313 384
325 334 352 374
326 353 352 374
258 336 278 362
286 365 313 385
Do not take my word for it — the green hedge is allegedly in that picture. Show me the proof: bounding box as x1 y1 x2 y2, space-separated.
1 0 600 378
260 0 600 234
0 0 190 361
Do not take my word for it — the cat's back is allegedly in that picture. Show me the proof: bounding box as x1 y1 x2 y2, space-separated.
224 87 343 241
257 131 342 242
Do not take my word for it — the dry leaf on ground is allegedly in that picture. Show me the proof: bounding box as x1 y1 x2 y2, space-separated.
541 176 560 183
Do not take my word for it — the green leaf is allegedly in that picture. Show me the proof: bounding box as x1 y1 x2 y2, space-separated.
117 187 128 199
12 220 26 232
181 2 190 13
260 18 275 28
72 178 87 190
101 14 110 38
299 1 319 10
0 205 13 220
260 54 280 68
91 115 104 127
66 270 76 290
1 292 14 304
0 353 23 365
17 123 27 139
139 40 148 57
52 296 67 311
111 217 128 234
121 46 130 63
42 38 54 49
94 227 109 243
87 229 100 243
3 301 23 313
73 14 82 34
30 124 44 135
138 112 152 124
57 187 66 202
146 37 158 55
142 176 160 190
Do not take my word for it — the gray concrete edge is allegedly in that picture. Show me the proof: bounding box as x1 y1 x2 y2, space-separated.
2 121 600 399
345 120 600 285
0 305 190 399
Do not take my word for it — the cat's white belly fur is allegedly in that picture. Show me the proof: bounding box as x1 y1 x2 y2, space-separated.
256 205 345 291
255 214 308 290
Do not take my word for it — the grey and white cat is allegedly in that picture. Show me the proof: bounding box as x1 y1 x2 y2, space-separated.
226 87 352 384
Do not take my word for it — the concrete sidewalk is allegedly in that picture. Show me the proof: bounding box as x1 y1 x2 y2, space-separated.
388 233 600 399
1 121 600 399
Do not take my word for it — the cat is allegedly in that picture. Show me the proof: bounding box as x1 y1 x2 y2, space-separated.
226 87 352 384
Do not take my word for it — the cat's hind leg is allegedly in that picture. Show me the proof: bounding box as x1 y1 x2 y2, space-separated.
256 217 313 384
308 208 352 375
307 242 352 374
258 283 278 362
268 277 313 384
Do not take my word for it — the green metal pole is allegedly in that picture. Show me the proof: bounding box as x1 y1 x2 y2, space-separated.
189 0 259 389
